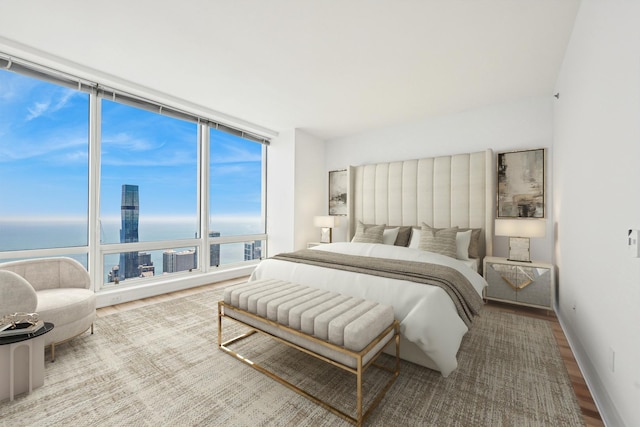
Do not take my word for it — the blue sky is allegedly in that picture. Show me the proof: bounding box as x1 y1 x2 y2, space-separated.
0 69 263 224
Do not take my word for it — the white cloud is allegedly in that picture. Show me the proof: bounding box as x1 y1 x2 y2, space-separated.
24 88 79 121
212 142 262 164
26 101 50 121
0 134 87 163
61 150 89 162
102 132 157 151
101 144 195 167
212 164 254 176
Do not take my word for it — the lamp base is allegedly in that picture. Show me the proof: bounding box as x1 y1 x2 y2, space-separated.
320 227 332 243
507 237 531 262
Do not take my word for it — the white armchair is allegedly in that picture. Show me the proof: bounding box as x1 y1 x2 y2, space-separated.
0 257 96 361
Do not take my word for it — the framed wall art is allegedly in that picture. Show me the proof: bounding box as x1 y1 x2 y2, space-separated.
328 169 347 216
497 148 545 218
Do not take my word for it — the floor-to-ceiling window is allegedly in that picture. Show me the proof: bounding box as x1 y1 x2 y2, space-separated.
0 56 269 292
0 67 90 267
100 99 200 284
209 127 266 267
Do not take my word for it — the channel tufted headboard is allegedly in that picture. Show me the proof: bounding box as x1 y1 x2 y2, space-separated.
348 149 494 260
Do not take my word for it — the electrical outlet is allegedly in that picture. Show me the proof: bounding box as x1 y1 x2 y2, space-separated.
111 295 122 304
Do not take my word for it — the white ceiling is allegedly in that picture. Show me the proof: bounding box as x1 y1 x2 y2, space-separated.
0 0 580 140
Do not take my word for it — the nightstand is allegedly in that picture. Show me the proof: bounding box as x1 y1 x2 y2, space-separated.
483 256 555 310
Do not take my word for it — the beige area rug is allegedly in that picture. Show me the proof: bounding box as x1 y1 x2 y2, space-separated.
0 287 584 426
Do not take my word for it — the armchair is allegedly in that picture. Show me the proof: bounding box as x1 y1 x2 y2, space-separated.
0 257 96 361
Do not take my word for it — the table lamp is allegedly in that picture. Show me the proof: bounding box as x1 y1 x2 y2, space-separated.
495 219 546 262
314 216 339 243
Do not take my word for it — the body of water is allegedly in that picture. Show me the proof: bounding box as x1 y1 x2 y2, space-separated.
0 218 264 283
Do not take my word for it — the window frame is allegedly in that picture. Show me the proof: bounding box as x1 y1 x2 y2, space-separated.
0 54 270 292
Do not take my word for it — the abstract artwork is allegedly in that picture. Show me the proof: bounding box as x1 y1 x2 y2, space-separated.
497 149 545 218
328 169 347 216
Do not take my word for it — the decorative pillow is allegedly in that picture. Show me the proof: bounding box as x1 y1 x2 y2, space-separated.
382 227 400 245
351 221 385 244
458 228 482 258
418 224 459 259
456 229 472 260
394 226 413 247
408 227 422 249
421 223 482 259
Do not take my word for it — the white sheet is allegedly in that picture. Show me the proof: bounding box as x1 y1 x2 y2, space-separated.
249 242 487 377
461 257 480 272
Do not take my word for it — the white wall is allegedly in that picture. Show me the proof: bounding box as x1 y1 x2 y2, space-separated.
554 2 640 426
266 129 296 256
326 96 554 262
267 129 325 256
292 129 326 250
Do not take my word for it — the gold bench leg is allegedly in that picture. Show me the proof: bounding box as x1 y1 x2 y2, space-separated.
357 356 363 426
218 301 400 426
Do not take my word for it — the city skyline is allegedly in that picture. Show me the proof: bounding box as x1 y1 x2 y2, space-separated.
106 185 249 282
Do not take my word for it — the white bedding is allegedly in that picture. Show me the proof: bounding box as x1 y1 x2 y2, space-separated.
461 257 480 272
249 242 487 377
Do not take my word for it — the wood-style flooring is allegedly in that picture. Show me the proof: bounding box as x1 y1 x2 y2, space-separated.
97 278 604 426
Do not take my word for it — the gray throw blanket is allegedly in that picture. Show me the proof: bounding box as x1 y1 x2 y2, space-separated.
272 249 483 327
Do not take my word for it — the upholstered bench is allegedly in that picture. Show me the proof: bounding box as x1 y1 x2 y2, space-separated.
218 278 400 426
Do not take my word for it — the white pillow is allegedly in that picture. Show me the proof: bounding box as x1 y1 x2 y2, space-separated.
408 228 422 249
382 227 400 245
456 230 472 260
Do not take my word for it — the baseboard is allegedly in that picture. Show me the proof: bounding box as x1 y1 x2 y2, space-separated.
95 265 254 308
556 311 626 427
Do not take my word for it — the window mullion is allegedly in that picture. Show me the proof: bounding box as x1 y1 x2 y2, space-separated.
199 123 211 272
89 89 102 292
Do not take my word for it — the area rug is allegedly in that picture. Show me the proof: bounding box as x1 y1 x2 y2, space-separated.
0 287 584 426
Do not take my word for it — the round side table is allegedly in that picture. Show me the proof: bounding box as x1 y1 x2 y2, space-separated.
0 322 54 401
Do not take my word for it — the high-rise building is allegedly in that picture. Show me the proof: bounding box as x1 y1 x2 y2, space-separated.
244 240 262 261
138 252 152 266
119 184 139 280
138 252 154 277
107 265 120 284
163 249 197 273
138 264 155 277
209 231 221 267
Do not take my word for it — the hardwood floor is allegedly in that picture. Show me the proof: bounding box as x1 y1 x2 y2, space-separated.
484 301 604 427
97 280 604 426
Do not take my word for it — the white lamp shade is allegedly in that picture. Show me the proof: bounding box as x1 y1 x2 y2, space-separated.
314 216 338 228
495 219 546 238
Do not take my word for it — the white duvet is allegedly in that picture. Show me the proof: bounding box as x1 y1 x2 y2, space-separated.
249 242 487 377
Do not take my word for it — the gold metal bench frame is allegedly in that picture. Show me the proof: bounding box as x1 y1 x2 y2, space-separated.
218 301 400 426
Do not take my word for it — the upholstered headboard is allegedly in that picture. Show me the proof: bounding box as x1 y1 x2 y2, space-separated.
348 149 494 259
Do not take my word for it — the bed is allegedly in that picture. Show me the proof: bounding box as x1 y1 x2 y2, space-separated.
250 149 494 377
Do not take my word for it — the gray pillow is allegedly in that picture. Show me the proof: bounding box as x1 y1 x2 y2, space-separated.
394 226 413 247
421 223 482 259
418 224 459 259
352 221 385 244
